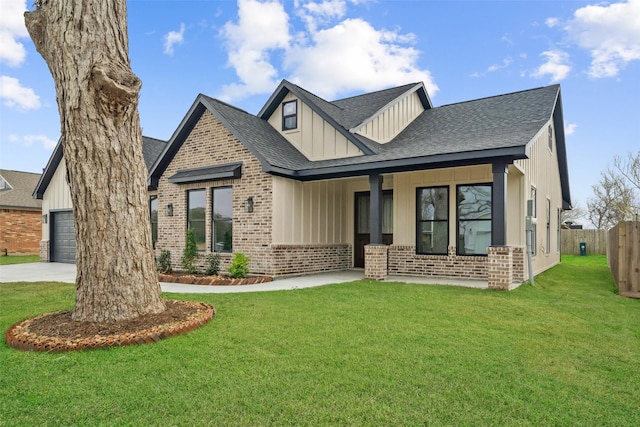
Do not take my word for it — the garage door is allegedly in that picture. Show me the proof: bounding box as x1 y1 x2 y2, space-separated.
51 211 76 263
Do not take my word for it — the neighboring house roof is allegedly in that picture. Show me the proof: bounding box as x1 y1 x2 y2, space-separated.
0 169 42 210
150 81 570 209
33 136 167 199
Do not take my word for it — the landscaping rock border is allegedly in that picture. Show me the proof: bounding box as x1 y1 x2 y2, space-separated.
158 273 272 286
5 300 215 352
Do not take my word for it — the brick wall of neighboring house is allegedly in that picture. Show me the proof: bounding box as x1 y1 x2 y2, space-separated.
156 110 274 274
388 245 488 279
0 209 41 255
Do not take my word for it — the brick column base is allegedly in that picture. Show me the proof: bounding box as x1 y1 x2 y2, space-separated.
487 246 514 290
365 244 389 281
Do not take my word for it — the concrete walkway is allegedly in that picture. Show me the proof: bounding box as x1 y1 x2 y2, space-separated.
0 262 489 293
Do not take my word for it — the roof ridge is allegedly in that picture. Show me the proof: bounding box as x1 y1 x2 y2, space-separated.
0 169 42 176
439 84 560 108
332 82 421 103
201 94 251 115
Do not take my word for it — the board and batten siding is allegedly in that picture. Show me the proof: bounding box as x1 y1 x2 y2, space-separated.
41 160 73 241
392 165 496 246
354 91 425 144
272 176 349 244
514 119 563 276
268 93 363 161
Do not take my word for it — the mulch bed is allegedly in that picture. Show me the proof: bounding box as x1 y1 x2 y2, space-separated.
6 300 215 352
158 272 272 286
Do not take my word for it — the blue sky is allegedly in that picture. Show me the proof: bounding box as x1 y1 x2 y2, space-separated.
1 0 639 219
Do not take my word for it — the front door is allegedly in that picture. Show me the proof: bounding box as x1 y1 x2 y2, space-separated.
354 191 393 268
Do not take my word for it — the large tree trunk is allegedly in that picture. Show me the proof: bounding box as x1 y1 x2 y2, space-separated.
25 1 165 322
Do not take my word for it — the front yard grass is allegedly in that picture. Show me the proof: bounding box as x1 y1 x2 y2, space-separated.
1 255 638 426
0 254 39 265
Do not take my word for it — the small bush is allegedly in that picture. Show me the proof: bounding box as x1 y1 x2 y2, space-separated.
227 252 250 278
181 229 199 274
156 249 172 274
205 253 221 276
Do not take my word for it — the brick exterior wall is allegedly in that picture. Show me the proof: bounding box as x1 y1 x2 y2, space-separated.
487 246 514 290
268 244 352 276
364 244 389 280
156 110 274 274
512 246 525 283
388 245 488 279
0 209 41 255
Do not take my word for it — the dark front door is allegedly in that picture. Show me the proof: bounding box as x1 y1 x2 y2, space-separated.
354 191 393 268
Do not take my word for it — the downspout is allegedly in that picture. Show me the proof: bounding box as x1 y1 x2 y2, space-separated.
526 199 537 286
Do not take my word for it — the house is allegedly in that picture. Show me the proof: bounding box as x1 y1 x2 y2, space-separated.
0 170 43 255
33 136 167 263
37 80 571 289
0 169 43 255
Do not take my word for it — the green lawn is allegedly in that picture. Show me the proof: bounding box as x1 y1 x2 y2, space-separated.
0 254 39 265
1 255 638 426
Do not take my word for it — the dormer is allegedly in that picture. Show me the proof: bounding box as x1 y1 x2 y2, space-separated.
259 80 433 162
346 83 432 144
265 91 364 161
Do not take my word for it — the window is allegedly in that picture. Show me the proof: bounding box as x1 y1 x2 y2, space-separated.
416 187 449 255
187 189 206 251
457 184 492 255
150 195 158 248
531 186 537 256
212 187 233 252
546 199 551 254
282 100 297 131
548 125 553 151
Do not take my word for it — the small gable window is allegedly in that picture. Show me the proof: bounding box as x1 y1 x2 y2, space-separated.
548 125 553 151
282 100 297 131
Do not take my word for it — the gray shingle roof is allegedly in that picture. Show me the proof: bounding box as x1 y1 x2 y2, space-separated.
151 80 569 207
0 170 42 210
34 136 167 199
206 83 560 172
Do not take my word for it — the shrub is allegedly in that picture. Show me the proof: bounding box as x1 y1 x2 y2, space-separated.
227 252 250 278
181 229 199 274
156 249 172 274
205 253 221 276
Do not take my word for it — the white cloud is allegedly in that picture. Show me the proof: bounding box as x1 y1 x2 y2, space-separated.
296 0 347 32
531 50 571 82
0 75 40 110
8 133 57 150
487 57 513 72
0 0 29 67
564 123 577 135
219 0 290 101
285 18 437 99
565 0 640 78
163 23 186 55
219 0 437 101
545 17 559 28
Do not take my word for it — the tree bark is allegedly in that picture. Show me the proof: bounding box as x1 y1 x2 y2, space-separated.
25 1 165 322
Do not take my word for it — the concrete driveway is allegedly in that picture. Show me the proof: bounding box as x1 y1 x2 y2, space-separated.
0 262 488 293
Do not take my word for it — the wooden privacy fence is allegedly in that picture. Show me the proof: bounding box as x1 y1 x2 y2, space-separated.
607 221 640 298
561 229 608 255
